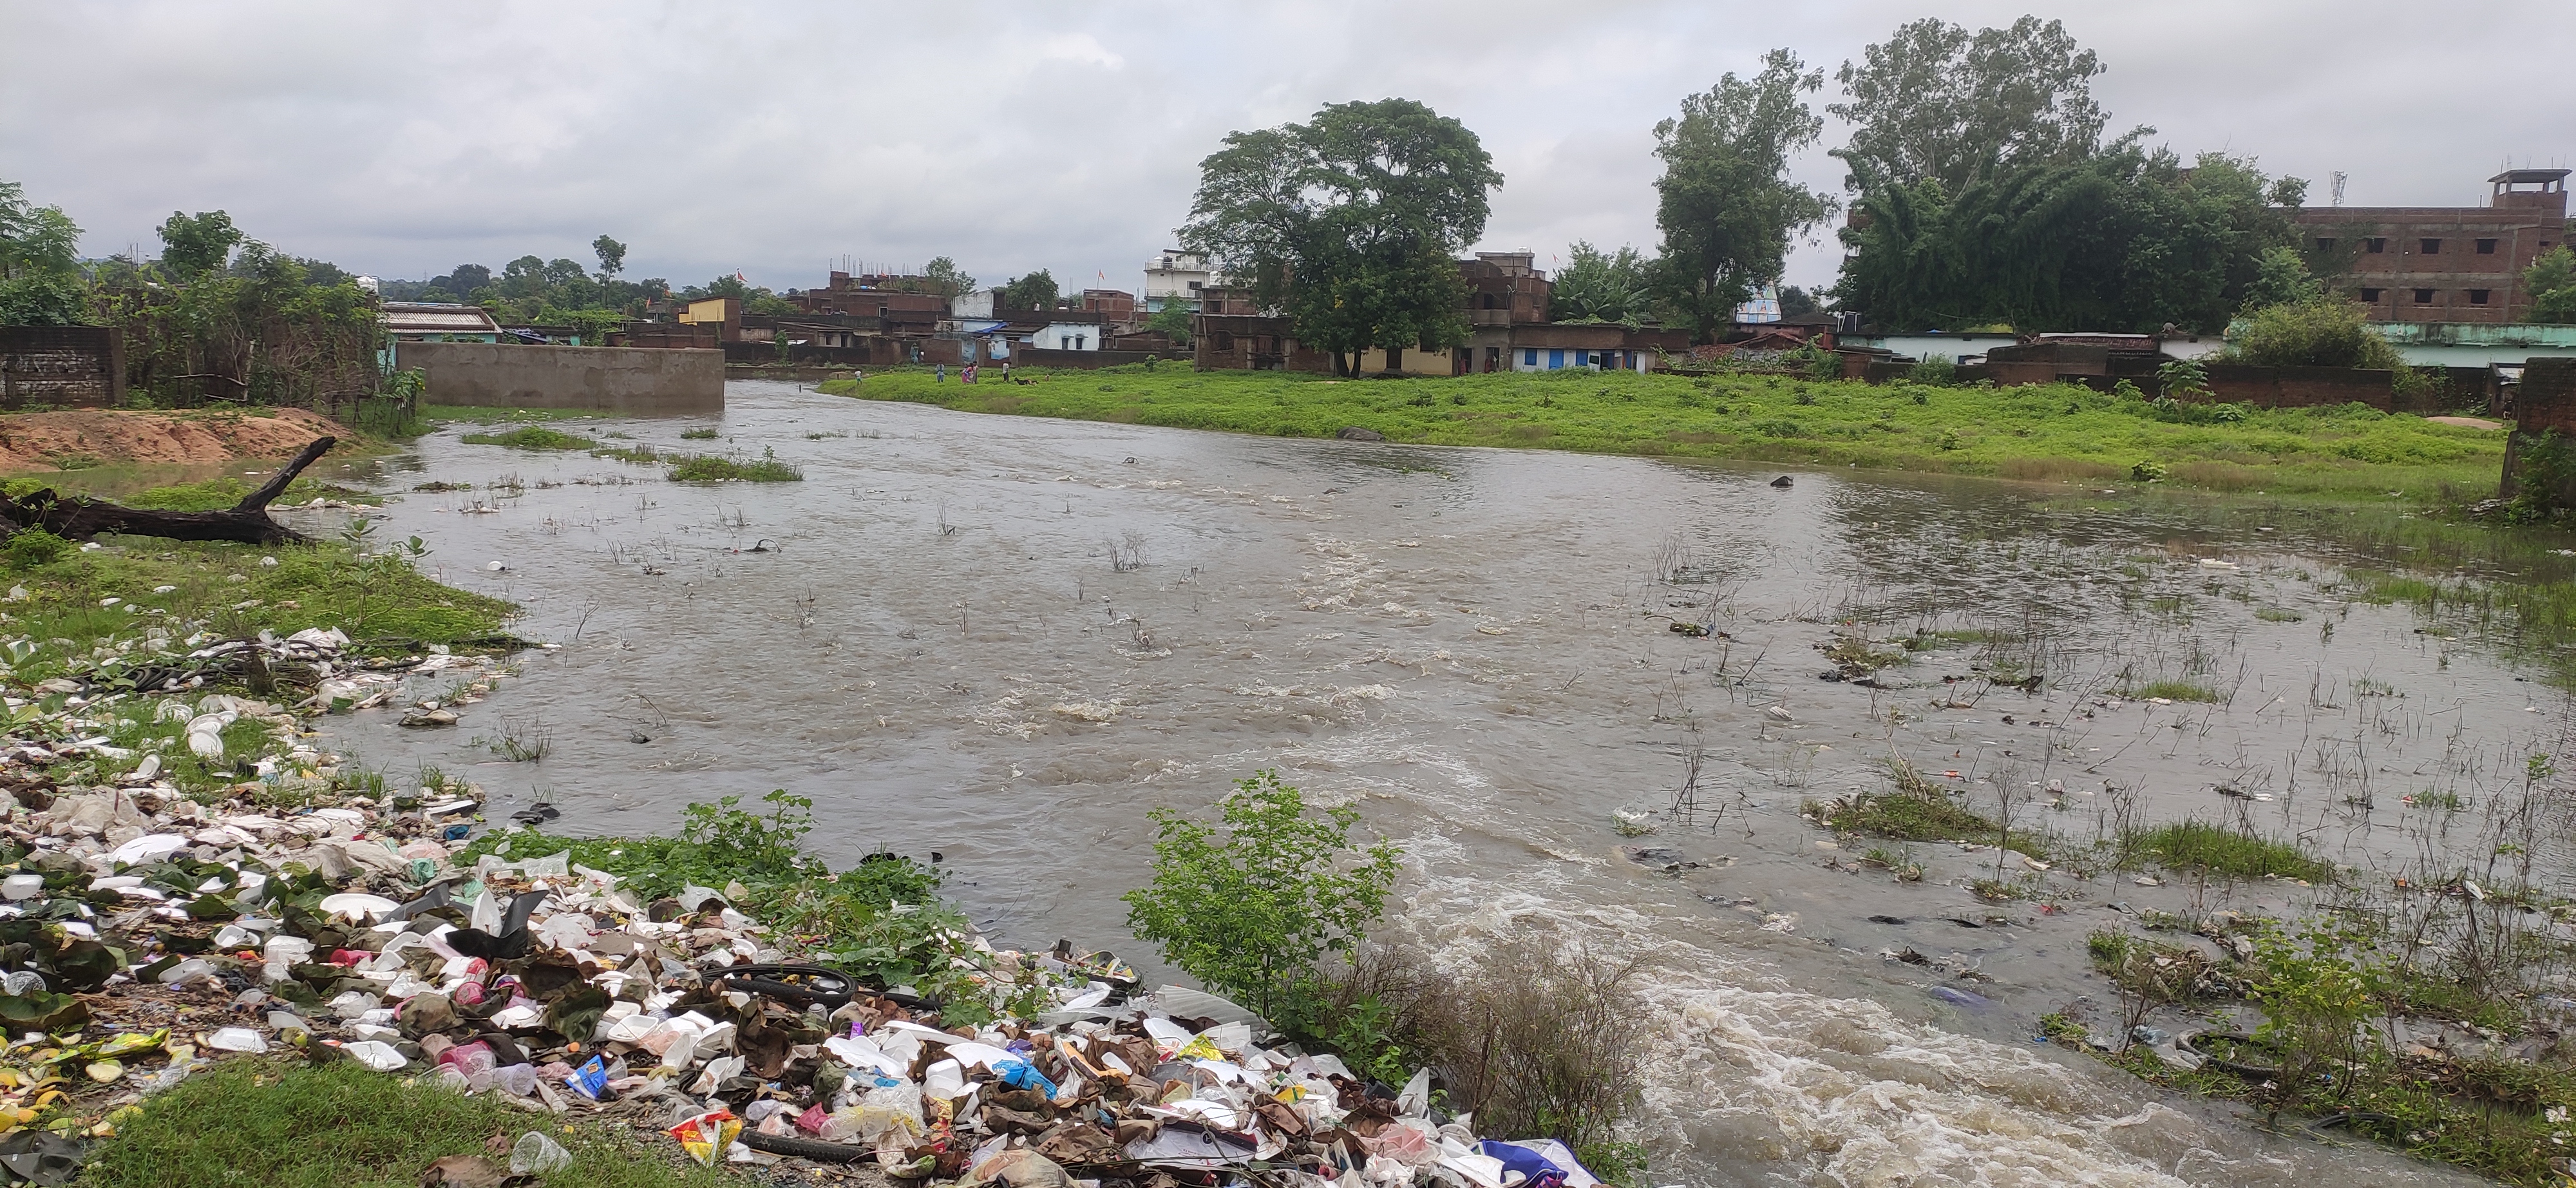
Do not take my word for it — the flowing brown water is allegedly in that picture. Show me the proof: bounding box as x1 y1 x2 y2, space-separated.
310 381 2560 1186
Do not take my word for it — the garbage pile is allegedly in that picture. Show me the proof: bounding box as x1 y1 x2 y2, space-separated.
0 657 1598 1187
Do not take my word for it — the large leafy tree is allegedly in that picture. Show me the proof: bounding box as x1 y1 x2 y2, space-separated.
156 210 242 280
1829 16 2113 194
1181 98 1501 375
1837 147 2304 333
1552 242 1654 325
0 180 85 325
921 256 975 299
1652 50 1836 341
591 235 627 280
1001 268 1060 310
2529 246 2576 324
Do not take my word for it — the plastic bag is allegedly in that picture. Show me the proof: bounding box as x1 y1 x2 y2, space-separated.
667 1109 740 1167
844 1080 925 1147
564 1055 610 1100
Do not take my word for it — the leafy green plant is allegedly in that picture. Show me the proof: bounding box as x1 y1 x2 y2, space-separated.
1909 357 1956 385
2228 299 2406 370
2246 919 2388 1118
1122 771 1403 1024
679 427 719 440
2155 357 2211 400
3 528 73 569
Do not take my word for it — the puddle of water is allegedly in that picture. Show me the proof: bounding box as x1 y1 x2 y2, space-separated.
303 381 2540 1186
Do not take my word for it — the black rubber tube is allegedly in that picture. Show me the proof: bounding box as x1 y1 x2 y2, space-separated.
2178 1031 2282 1080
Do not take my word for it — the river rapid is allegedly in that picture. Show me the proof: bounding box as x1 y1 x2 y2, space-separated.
307 380 2564 1187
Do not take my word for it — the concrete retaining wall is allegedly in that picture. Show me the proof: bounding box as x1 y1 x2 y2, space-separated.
0 326 122 408
395 342 723 414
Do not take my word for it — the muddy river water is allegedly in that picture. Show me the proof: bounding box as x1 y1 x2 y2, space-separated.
308 381 2570 1186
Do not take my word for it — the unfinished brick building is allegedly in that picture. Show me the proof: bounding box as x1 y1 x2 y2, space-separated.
2296 169 2568 324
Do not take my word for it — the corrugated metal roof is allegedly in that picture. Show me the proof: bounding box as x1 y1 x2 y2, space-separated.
383 303 501 334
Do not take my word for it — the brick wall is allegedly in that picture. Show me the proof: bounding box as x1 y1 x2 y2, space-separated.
2515 358 2576 434
2205 364 2393 410
2503 358 2576 499
394 342 723 413
0 326 122 408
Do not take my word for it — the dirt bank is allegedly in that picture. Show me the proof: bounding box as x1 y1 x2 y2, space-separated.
0 408 348 474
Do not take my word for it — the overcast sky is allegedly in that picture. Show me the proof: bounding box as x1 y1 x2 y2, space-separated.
5 1 2570 296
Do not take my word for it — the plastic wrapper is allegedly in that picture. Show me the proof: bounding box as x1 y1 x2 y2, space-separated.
667 1108 741 1167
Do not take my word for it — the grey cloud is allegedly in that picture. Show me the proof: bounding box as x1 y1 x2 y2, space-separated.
3 1 2566 294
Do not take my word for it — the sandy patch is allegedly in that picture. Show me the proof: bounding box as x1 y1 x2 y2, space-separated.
2423 415 2503 430
0 408 348 474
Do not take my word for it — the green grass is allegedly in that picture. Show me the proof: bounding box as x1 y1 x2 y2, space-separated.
2067 1037 2575 1187
3 474 378 513
457 426 596 451
817 366 2507 503
422 404 617 424
666 452 801 482
0 528 516 697
678 427 720 440
2128 679 2226 702
2123 820 2333 881
82 1059 726 1188
1806 762 2043 852
592 443 661 464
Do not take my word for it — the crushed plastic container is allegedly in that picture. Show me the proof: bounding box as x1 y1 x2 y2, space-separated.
510 1131 573 1174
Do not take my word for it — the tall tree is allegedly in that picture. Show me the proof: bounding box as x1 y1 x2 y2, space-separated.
0 181 81 280
2528 246 2576 324
156 210 241 280
1001 269 1060 310
1830 16 2115 193
1836 148 2304 333
1652 50 1835 342
0 180 84 325
921 256 975 298
592 235 627 280
1180 98 1501 375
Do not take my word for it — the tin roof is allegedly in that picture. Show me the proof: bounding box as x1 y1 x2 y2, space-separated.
382 302 501 334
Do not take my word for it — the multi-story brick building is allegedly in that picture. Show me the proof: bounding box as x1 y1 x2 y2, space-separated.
2296 169 2568 324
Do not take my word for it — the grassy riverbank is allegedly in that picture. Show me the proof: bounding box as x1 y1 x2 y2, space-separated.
819 366 2505 503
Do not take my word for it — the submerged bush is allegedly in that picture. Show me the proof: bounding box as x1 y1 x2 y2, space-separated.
1122 771 1402 1026
667 449 801 482
459 426 596 451
1318 935 1649 1174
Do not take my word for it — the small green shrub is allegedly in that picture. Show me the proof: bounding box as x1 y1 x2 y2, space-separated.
3 528 73 569
2228 300 2406 370
1909 357 1956 385
679 427 720 440
1122 771 1402 1026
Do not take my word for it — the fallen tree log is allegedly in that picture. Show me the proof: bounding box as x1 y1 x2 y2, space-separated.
0 435 336 546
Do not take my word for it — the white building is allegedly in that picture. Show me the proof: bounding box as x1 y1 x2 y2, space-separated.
950 288 1004 318
1143 251 1220 313
1029 323 1103 351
